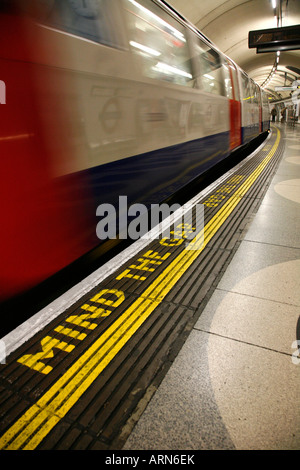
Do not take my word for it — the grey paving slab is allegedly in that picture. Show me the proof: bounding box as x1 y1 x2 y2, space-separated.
195 289 299 355
124 330 236 450
124 330 300 450
204 334 300 450
261 178 300 208
288 145 300 150
284 156 300 167
267 170 300 183
272 178 300 205
269 162 300 178
217 241 300 306
244 203 300 248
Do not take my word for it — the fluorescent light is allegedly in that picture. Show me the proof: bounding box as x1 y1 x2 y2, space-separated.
127 0 186 42
130 41 161 56
153 62 192 79
204 73 214 80
272 0 276 8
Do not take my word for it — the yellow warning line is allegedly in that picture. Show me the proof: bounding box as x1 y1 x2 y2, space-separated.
0 128 280 450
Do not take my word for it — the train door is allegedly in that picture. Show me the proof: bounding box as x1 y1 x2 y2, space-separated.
257 84 262 132
250 79 260 137
193 36 227 138
262 91 270 132
225 59 241 149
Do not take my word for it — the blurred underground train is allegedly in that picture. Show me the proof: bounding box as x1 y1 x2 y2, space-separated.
0 0 270 304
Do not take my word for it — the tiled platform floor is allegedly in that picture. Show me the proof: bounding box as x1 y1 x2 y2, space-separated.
124 124 300 450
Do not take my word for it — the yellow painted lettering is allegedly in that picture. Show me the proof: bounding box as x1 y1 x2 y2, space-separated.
54 326 87 341
66 289 125 329
159 238 185 247
228 175 244 184
216 185 233 194
130 257 161 272
116 269 146 281
116 252 171 281
66 307 111 330
90 289 125 307
143 250 171 260
171 223 195 239
17 336 75 375
203 201 218 207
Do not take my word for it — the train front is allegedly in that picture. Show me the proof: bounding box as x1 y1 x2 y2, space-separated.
0 2 97 304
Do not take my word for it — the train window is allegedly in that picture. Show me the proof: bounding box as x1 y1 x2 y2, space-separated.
194 37 225 96
226 59 240 101
255 84 262 106
262 91 269 106
250 80 258 104
223 63 233 99
241 74 251 102
28 0 124 49
123 0 194 87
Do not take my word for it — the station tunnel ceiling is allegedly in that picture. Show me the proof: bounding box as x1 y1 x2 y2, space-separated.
167 0 300 101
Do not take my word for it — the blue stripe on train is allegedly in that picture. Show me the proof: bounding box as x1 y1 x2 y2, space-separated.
59 131 231 246
86 131 231 209
242 124 260 144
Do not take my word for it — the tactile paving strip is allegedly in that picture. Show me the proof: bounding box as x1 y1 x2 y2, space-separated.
0 126 284 450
